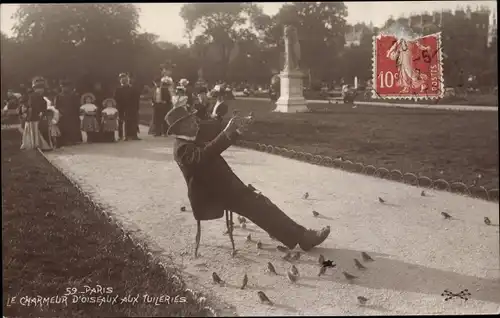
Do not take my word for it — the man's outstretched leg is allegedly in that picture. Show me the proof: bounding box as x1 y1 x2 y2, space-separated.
227 186 330 251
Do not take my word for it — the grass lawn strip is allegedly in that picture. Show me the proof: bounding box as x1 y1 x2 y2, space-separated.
2 128 221 317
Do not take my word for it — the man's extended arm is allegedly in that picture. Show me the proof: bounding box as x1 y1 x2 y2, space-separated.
176 130 240 167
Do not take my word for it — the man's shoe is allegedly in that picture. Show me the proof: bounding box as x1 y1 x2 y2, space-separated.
299 226 331 251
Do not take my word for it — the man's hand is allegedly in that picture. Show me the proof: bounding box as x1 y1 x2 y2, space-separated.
223 116 241 135
236 115 254 134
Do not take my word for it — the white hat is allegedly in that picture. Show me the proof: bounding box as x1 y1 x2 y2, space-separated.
179 78 189 86
161 76 173 85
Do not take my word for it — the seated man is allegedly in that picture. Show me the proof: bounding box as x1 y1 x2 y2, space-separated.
165 106 330 251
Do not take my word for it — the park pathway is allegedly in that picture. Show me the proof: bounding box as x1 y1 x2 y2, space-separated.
43 125 500 316
241 97 498 112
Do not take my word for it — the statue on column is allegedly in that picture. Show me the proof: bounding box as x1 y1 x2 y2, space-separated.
283 25 301 72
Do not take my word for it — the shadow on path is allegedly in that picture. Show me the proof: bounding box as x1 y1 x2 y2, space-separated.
304 246 500 304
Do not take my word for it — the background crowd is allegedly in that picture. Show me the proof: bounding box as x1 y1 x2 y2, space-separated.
2 63 236 152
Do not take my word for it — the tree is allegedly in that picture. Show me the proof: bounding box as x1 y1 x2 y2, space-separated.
339 23 375 84
11 4 140 88
180 3 263 80
251 2 348 83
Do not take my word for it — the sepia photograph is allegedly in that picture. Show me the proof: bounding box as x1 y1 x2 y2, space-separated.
1 1 498 316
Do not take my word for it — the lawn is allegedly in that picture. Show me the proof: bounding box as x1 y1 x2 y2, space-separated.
1 128 214 317
139 99 498 190
248 91 499 107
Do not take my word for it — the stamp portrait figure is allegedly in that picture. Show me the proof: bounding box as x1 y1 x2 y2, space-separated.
386 37 431 93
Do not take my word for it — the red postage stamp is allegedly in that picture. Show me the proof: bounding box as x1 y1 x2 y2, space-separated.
372 32 444 100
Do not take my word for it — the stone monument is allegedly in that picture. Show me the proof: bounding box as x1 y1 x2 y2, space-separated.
274 25 308 113
195 68 208 89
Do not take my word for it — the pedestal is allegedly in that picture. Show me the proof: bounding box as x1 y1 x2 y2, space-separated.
274 70 309 113
195 78 208 89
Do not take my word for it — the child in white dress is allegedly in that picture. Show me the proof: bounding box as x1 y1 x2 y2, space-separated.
172 86 188 109
46 105 61 148
100 98 119 142
79 93 100 143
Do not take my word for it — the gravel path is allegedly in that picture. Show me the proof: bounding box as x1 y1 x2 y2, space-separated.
44 125 500 316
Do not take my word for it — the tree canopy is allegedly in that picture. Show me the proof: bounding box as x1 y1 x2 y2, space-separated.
1 3 496 96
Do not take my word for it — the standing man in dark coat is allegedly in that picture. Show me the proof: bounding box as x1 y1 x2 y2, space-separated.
114 73 141 140
165 107 331 251
54 80 82 146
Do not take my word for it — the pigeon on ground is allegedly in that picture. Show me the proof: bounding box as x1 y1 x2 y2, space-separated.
180 206 186 212
238 216 247 224
378 197 385 203
246 234 252 241
287 270 299 283
241 274 248 290
303 192 309 199
361 252 374 262
257 291 273 305
267 262 277 274
343 271 358 281
277 245 289 253
212 272 224 285
421 190 426 197
290 265 299 276
256 241 262 249
292 251 301 260
283 252 292 261
441 212 452 219
248 184 257 192
312 210 320 217
354 259 367 270
322 260 336 268
318 266 327 276
484 217 491 225
357 296 368 305
318 254 325 265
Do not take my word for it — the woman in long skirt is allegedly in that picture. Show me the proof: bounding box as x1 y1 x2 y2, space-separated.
20 79 52 151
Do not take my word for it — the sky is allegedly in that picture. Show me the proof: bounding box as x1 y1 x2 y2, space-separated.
0 1 496 44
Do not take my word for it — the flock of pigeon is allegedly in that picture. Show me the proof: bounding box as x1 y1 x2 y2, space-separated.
417 190 492 225
184 186 495 309
208 189 383 307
